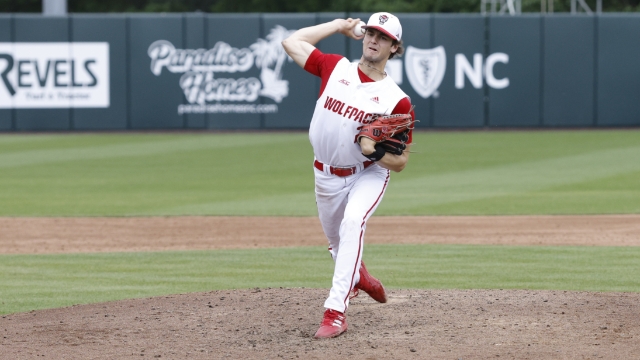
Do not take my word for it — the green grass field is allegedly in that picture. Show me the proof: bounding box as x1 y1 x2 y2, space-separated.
1 130 639 314
1 130 639 216
2 245 640 315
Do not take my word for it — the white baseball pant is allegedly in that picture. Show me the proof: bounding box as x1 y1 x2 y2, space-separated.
314 162 390 313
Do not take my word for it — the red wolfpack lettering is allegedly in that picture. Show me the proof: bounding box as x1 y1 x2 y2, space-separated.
323 96 373 124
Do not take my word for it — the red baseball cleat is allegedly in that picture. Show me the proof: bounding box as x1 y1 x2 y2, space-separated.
354 261 388 303
314 309 348 339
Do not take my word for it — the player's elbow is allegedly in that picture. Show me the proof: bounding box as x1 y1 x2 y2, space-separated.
281 37 295 54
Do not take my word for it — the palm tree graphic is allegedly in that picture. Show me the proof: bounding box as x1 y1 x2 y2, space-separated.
250 25 295 103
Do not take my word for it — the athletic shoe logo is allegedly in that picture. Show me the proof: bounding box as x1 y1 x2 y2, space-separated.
405 45 446 99
379 15 389 25
339 79 350 86
370 96 379 103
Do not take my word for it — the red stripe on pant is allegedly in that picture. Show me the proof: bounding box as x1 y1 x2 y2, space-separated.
342 170 390 309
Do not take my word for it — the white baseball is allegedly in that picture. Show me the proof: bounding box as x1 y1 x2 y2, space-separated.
353 21 366 37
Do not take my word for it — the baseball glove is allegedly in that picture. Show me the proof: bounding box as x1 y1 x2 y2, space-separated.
377 131 409 156
356 113 415 144
357 113 414 161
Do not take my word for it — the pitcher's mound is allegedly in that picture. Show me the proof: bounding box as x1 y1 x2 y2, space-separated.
2 288 639 359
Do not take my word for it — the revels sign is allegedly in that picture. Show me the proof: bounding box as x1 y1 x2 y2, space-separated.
0 42 110 108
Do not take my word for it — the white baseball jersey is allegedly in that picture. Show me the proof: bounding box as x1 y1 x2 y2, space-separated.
309 58 408 167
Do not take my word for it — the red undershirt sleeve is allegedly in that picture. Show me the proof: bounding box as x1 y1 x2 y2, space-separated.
303 49 344 97
392 97 415 144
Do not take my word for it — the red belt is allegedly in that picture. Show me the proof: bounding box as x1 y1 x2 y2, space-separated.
314 159 374 177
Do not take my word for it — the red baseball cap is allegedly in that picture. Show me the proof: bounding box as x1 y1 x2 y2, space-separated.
362 12 402 41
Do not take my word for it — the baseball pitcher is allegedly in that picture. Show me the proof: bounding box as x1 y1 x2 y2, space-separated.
282 12 415 339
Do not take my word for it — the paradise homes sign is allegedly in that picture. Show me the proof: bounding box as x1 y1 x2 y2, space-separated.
148 26 295 115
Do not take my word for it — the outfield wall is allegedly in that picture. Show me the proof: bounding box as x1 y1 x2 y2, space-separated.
0 13 639 131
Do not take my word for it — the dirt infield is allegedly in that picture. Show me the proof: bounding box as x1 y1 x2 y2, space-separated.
2 215 640 254
1 215 640 359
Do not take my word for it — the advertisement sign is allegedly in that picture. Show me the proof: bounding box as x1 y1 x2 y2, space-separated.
403 46 509 99
0 42 110 108
0 13 626 131
148 26 294 116
404 45 447 99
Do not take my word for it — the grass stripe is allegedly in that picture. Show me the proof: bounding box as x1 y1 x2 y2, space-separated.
1 244 639 314
384 145 640 211
157 140 640 216
153 192 317 216
0 134 297 169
